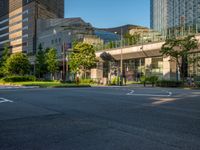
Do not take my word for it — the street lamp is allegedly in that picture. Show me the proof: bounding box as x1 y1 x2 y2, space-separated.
62 32 72 82
120 28 124 86
53 28 72 82
114 28 124 86
62 42 67 82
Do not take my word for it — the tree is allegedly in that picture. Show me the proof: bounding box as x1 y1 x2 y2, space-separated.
5 53 30 76
35 44 47 78
161 35 198 81
124 33 140 45
69 43 96 78
108 41 116 49
0 43 10 77
45 48 59 80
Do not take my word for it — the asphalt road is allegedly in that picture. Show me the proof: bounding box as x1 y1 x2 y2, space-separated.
0 86 200 150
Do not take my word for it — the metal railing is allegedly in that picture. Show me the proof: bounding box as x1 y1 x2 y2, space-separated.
95 24 200 51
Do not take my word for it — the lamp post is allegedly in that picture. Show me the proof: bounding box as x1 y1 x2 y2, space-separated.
120 28 123 77
62 32 72 82
62 42 67 82
140 32 146 76
114 29 124 86
119 28 124 86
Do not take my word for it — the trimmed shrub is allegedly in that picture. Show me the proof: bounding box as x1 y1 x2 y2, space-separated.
195 82 200 88
156 80 183 87
140 76 148 87
148 76 159 87
2 76 36 82
80 78 94 84
111 77 120 85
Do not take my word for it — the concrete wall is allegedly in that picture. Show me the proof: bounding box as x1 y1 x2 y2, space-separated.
95 35 200 81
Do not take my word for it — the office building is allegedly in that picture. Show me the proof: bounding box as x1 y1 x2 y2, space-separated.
37 18 94 58
150 0 200 34
0 0 64 56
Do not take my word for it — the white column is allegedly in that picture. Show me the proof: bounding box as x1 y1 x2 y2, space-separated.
145 58 152 76
163 56 171 80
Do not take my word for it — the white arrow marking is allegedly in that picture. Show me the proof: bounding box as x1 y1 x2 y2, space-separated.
126 90 172 97
0 98 13 103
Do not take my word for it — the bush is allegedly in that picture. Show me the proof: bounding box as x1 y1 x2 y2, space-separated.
156 80 183 87
148 76 159 87
80 79 94 84
4 53 30 76
195 82 200 88
2 76 36 82
140 76 148 87
111 77 120 85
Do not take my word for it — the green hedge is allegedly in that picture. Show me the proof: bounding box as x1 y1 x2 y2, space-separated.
111 77 120 85
156 80 183 87
2 76 36 82
195 82 200 88
140 76 159 86
80 79 94 84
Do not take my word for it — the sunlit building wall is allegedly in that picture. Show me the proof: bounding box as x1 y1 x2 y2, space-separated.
0 0 64 56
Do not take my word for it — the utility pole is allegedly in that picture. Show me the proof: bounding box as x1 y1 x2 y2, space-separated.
62 42 66 82
120 28 123 86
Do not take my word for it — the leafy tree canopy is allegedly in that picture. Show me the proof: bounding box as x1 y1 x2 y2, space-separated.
161 35 198 79
124 33 141 45
5 53 30 76
0 43 11 77
35 44 47 78
0 43 10 67
45 48 59 75
69 43 97 74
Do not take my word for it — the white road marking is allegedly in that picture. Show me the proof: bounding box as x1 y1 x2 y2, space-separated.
0 86 38 89
126 90 135 95
126 90 172 97
0 98 13 103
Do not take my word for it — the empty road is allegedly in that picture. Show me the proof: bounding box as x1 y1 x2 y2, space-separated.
0 86 200 150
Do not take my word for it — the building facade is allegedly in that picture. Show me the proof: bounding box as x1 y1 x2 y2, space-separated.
150 0 168 34
151 0 200 34
0 0 64 56
37 18 94 59
92 35 200 83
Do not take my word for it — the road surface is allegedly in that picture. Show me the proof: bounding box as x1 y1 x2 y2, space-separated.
0 86 200 150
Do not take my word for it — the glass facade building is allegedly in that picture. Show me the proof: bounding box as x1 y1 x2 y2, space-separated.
151 0 200 34
150 0 168 34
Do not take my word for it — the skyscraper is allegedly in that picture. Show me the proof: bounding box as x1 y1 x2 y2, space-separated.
150 0 168 34
151 0 200 34
0 0 64 55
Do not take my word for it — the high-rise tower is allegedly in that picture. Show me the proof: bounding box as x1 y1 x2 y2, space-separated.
150 0 168 34
0 0 64 55
151 0 200 34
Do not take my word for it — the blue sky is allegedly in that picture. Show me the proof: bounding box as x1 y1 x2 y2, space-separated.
65 0 150 28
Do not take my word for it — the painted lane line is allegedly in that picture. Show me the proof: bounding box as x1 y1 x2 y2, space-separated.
0 98 13 103
126 90 172 97
128 93 171 97
0 86 39 90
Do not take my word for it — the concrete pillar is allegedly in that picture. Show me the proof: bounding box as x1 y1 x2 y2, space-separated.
145 58 152 76
162 57 171 80
91 69 103 80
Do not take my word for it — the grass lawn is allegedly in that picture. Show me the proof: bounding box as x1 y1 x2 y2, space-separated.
0 81 91 88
